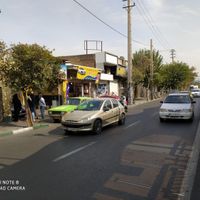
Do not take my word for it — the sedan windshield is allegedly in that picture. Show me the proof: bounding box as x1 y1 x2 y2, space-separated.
66 98 80 105
164 95 191 104
191 89 200 92
77 100 103 111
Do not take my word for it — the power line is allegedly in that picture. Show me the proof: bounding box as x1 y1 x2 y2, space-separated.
138 0 171 48
135 0 167 48
135 0 169 50
135 2 166 49
72 0 148 47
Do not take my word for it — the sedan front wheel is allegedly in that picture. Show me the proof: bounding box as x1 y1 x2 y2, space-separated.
93 120 102 134
118 113 126 125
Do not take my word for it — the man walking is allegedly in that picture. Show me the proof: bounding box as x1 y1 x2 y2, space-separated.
39 94 46 120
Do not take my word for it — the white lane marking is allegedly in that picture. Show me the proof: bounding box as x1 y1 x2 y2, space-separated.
124 121 140 129
53 141 96 162
118 180 151 189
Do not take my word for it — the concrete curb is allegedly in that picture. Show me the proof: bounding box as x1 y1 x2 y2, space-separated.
179 119 200 200
128 97 162 108
0 124 49 137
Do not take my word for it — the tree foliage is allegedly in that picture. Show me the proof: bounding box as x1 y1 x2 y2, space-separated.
0 43 61 92
160 62 197 90
0 41 12 82
132 49 163 88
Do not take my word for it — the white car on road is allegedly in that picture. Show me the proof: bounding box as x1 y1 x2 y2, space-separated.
191 89 200 97
159 93 195 122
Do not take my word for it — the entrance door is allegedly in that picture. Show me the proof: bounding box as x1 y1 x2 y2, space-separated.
109 81 119 96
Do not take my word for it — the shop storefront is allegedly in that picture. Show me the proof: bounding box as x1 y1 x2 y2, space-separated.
66 65 101 98
60 51 127 98
96 52 127 96
97 73 113 96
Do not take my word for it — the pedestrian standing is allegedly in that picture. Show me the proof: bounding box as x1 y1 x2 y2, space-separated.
27 93 35 121
39 94 46 119
12 93 22 122
30 91 37 119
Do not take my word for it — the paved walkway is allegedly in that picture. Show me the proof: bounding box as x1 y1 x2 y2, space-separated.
0 97 160 137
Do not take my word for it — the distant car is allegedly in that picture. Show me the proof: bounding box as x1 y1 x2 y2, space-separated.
99 95 128 112
61 98 126 134
48 97 90 122
179 90 193 99
159 93 195 122
190 89 200 97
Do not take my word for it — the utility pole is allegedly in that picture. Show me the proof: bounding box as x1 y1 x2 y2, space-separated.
123 0 135 105
170 49 176 63
150 39 154 100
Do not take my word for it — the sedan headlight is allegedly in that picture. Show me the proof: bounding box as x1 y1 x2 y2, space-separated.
79 118 91 123
181 109 192 112
160 108 168 112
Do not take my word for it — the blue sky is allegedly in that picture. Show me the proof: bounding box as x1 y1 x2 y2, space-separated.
1 0 200 73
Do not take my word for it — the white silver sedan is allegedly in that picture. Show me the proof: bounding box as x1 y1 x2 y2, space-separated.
191 89 200 98
159 93 195 122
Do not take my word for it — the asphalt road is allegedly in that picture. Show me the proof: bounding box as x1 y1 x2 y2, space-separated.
0 99 200 200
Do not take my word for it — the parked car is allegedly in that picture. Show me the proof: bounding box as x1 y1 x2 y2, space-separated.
190 89 200 98
61 98 126 134
159 93 195 122
48 97 90 122
99 95 128 112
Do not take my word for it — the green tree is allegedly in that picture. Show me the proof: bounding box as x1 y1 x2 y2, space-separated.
160 62 197 90
132 49 163 98
0 41 12 82
4 43 60 91
0 43 61 125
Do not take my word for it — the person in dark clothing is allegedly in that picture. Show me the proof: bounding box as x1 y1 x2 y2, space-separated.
27 92 35 121
12 93 22 121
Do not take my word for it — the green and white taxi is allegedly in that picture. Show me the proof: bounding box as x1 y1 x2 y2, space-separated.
48 97 91 122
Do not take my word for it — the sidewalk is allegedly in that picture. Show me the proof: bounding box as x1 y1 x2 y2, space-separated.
0 97 161 137
0 110 51 137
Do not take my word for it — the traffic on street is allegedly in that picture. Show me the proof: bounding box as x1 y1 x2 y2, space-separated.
0 98 200 200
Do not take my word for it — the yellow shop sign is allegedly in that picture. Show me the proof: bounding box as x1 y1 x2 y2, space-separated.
116 66 127 77
76 65 101 81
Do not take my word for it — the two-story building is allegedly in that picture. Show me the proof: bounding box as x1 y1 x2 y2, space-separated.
60 51 127 98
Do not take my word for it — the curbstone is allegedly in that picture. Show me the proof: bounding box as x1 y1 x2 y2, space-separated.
0 131 13 137
0 123 50 138
13 127 33 135
179 118 200 200
33 124 49 129
128 98 162 108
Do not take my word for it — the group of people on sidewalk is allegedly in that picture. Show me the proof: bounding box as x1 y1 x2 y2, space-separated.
12 92 46 122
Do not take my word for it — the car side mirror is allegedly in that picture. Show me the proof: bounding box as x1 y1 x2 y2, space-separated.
160 101 163 104
103 107 110 112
